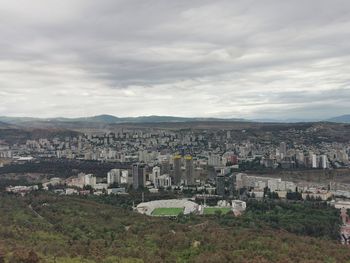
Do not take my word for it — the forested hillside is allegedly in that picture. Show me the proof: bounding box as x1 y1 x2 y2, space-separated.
0 193 349 263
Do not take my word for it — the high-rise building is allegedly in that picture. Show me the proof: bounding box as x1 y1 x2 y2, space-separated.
121 170 128 184
337 150 349 164
161 158 170 174
216 175 225 196
296 151 305 165
132 163 146 190
151 166 161 185
173 155 182 185
228 154 238 165
320 155 328 169
279 142 287 158
184 155 194 185
229 174 236 197
311 154 318 168
208 153 221 166
83 173 96 187
107 169 120 185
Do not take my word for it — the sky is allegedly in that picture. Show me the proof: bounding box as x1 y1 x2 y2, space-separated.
0 0 350 120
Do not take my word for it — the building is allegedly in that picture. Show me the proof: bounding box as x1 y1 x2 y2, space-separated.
42 177 62 189
83 174 96 187
151 166 161 185
93 183 108 190
216 175 225 196
132 163 146 190
107 169 120 185
302 190 332 201
208 153 221 166
267 178 282 192
67 173 97 188
160 158 171 174
136 199 199 216
173 155 182 185
320 155 328 169
311 153 318 168
154 174 172 188
232 200 246 211
279 142 287 159
184 155 194 185
120 170 128 184
228 174 236 197
107 187 126 195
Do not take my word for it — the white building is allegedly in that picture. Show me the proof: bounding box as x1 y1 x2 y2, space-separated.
151 166 161 185
93 183 108 190
267 178 282 192
84 174 96 187
311 154 317 168
107 169 120 185
154 174 172 188
232 200 246 211
320 155 328 169
208 153 221 166
43 177 62 189
121 170 128 184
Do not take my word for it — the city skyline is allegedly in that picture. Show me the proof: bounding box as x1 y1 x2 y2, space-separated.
1 0 350 119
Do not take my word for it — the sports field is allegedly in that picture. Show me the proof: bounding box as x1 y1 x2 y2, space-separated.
203 207 232 215
151 207 184 216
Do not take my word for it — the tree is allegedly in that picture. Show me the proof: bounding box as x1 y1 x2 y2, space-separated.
214 210 223 218
37 183 43 190
286 191 302 200
8 250 39 263
347 209 350 218
271 192 279 199
0 248 4 263
26 250 40 263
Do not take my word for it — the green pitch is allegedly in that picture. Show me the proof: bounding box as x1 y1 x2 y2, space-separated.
151 207 184 216
203 207 232 215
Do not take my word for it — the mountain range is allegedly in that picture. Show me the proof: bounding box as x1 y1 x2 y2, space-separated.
0 114 349 126
0 115 246 125
326 114 350 123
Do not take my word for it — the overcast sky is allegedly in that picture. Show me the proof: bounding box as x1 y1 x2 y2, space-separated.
0 0 350 119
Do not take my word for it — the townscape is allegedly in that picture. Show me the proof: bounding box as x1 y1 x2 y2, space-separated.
2 121 350 258
2 0 350 262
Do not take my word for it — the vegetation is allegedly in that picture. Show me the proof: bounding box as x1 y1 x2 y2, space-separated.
0 159 130 178
0 192 348 263
243 199 342 240
203 207 231 215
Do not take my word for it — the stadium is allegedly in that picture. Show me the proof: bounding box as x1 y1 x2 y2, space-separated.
136 199 199 216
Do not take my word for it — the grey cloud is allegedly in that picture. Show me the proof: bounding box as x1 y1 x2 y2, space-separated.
0 0 350 118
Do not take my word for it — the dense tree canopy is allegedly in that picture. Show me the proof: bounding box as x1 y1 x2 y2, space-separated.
0 193 347 262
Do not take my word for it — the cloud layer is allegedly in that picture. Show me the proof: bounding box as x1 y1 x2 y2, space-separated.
0 0 350 119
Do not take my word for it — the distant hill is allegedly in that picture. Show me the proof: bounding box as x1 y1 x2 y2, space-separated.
59 114 121 123
327 114 350 123
1 114 350 125
0 115 247 125
0 120 17 129
0 117 38 124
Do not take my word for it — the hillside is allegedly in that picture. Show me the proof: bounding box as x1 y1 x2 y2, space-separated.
0 121 17 129
0 115 247 125
328 114 350 123
0 128 81 145
0 193 348 263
